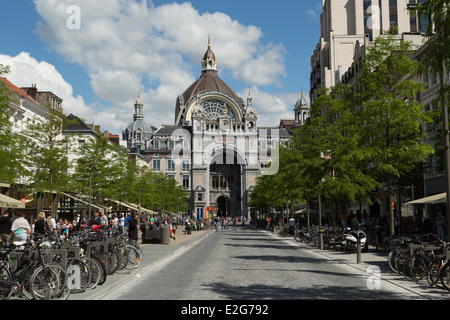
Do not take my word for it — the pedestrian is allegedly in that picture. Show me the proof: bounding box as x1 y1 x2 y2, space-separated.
11 213 31 243
173 216 178 229
140 213 148 238
34 211 46 235
119 213 125 232
436 215 445 241
350 213 360 230
100 212 108 229
288 216 295 236
112 213 119 230
90 212 101 227
214 217 218 231
0 210 12 244
46 212 56 234
128 212 138 245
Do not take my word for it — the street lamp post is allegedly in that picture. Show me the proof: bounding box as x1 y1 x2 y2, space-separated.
88 172 92 221
318 194 323 250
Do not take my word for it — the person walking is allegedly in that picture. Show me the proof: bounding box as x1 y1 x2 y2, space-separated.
288 216 296 236
0 210 12 244
436 215 445 241
128 212 138 245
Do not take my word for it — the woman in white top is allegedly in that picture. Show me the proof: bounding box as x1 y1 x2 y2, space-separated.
11 213 31 242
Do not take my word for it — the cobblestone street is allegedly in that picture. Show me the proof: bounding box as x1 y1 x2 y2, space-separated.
79 226 449 301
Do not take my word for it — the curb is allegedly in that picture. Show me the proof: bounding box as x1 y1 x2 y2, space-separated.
84 230 213 300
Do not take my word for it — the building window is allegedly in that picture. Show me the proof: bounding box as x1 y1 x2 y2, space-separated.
154 140 159 149
212 176 219 189
389 0 398 30
182 160 190 171
167 159 175 171
153 160 160 171
220 176 226 188
197 193 203 202
182 175 190 189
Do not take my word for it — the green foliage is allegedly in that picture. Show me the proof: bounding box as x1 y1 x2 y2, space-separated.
250 33 434 235
25 109 72 192
417 0 450 75
0 65 30 184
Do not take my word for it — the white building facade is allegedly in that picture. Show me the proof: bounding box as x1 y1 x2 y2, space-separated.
123 42 293 219
310 0 426 103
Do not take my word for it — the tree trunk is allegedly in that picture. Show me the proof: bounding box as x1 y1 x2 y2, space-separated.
388 175 395 238
441 66 450 239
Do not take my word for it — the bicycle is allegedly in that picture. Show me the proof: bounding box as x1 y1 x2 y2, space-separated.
0 238 70 300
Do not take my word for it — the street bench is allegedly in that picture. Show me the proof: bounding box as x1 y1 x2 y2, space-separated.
142 229 162 244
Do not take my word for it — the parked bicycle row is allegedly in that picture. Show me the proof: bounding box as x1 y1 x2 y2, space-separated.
0 226 143 300
292 225 369 254
388 233 450 292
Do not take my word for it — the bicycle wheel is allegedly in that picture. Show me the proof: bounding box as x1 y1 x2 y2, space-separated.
125 245 141 269
440 262 450 292
0 264 12 281
402 256 416 281
67 258 91 293
395 251 409 276
428 261 442 286
106 250 119 275
408 255 428 281
116 247 128 271
91 255 107 286
29 263 70 300
388 252 400 274
81 257 101 290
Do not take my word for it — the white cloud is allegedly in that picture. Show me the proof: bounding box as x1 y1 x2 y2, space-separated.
31 0 292 132
237 87 303 127
0 52 95 122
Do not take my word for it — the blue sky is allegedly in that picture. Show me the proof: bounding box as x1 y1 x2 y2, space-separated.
0 0 323 132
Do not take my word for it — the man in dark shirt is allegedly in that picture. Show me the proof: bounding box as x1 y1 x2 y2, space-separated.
128 212 138 245
0 211 12 244
90 212 101 227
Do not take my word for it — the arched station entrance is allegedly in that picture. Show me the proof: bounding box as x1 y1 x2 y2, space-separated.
209 148 244 217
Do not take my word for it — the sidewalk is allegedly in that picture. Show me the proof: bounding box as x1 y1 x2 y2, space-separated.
277 232 450 300
74 227 213 300
139 226 209 247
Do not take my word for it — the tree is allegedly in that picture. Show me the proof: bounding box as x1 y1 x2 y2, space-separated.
0 65 29 184
291 85 378 227
26 109 71 193
356 33 434 237
71 133 123 201
418 0 450 236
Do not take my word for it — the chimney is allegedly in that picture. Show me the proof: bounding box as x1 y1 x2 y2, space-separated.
21 84 38 101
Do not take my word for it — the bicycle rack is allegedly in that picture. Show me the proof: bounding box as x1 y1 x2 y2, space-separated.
409 244 445 257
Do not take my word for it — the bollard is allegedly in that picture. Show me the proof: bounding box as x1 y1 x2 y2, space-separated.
319 233 323 250
357 237 361 264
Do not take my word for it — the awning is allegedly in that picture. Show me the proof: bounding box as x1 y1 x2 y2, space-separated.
103 197 158 215
406 193 446 205
58 192 107 212
0 194 25 208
